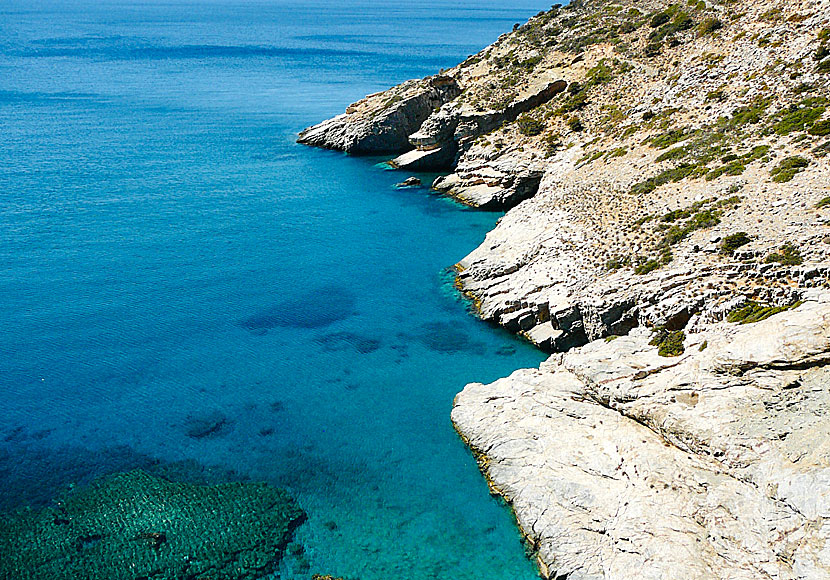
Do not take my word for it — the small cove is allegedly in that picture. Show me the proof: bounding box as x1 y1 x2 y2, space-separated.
0 1 549 577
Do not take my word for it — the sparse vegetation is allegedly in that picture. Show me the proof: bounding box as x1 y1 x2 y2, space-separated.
770 156 809 182
697 17 722 37
517 114 545 136
650 328 686 357
772 100 826 135
809 120 830 136
764 242 803 265
727 300 803 324
720 232 751 255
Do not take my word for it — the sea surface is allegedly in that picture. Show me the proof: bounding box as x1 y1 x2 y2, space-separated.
0 1 550 577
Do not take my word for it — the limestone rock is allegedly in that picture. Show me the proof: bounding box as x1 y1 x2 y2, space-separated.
297 75 460 154
395 177 422 188
454 294 830 579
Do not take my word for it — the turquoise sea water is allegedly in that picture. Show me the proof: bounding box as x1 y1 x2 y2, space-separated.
0 1 549 577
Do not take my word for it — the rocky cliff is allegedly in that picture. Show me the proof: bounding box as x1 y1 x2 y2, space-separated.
299 0 830 577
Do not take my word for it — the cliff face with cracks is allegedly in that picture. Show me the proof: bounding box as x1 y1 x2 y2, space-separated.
299 0 830 577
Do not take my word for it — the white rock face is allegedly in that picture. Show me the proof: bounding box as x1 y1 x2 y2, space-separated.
453 293 830 579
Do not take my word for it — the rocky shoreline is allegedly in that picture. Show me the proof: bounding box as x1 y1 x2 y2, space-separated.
299 0 830 576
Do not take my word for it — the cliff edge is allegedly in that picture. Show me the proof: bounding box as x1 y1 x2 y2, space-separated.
299 0 830 577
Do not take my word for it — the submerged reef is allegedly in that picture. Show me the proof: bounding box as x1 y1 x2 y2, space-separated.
0 470 304 580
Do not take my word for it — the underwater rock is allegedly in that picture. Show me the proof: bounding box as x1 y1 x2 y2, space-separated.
416 321 484 354
314 331 381 354
183 410 232 439
241 285 356 331
0 470 304 580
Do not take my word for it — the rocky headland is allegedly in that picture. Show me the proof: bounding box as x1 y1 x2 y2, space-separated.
299 0 830 577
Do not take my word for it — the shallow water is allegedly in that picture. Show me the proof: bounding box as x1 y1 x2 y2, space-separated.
0 1 549 577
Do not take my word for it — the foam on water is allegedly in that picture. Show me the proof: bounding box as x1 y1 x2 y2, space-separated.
0 1 549 578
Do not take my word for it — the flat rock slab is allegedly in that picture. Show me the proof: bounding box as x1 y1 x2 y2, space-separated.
453 295 830 580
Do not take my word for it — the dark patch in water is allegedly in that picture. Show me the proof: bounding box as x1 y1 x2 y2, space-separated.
415 321 484 354
240 285 356 332
0 442 157 513
270 401 285 413
182 411 233 439
314 331 381 354
0 440 245 514
495 345 517 356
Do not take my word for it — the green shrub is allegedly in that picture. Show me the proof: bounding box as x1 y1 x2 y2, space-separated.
816 196 830 208
649 329 686 356
651 128 690 149
706 88 726 101
619 21 637 34
720 232 751 254
655 145 690 162
567 116 584 132
586 60 616 84
650 11 671 27
606 255 631 270
543 132 562 156
727 300 803 324
519 55 544 70
728 99 771 126
634 259 661 275
644 42 662 56
517 114 545 136
764 242 803 265
660 208 721 246
697 17 722 36
773 105 826 135
706 160 746 180
770 156 809 182
630 162 707 195
809 120 830 136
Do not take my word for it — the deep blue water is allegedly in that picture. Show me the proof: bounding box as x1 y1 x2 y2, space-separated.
0 1 549 577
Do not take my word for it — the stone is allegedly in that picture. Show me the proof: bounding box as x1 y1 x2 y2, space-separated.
297 75 461 154
390 146 456 171
396 177 422 188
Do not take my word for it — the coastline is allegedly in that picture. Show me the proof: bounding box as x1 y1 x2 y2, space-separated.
297 0 830 576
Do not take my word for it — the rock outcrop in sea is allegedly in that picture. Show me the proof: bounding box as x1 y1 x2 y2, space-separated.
300 0 830 577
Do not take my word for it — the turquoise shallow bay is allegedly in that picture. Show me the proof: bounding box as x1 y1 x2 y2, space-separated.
0 1 548 577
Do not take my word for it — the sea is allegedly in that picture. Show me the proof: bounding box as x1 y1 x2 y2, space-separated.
0 1 550 577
